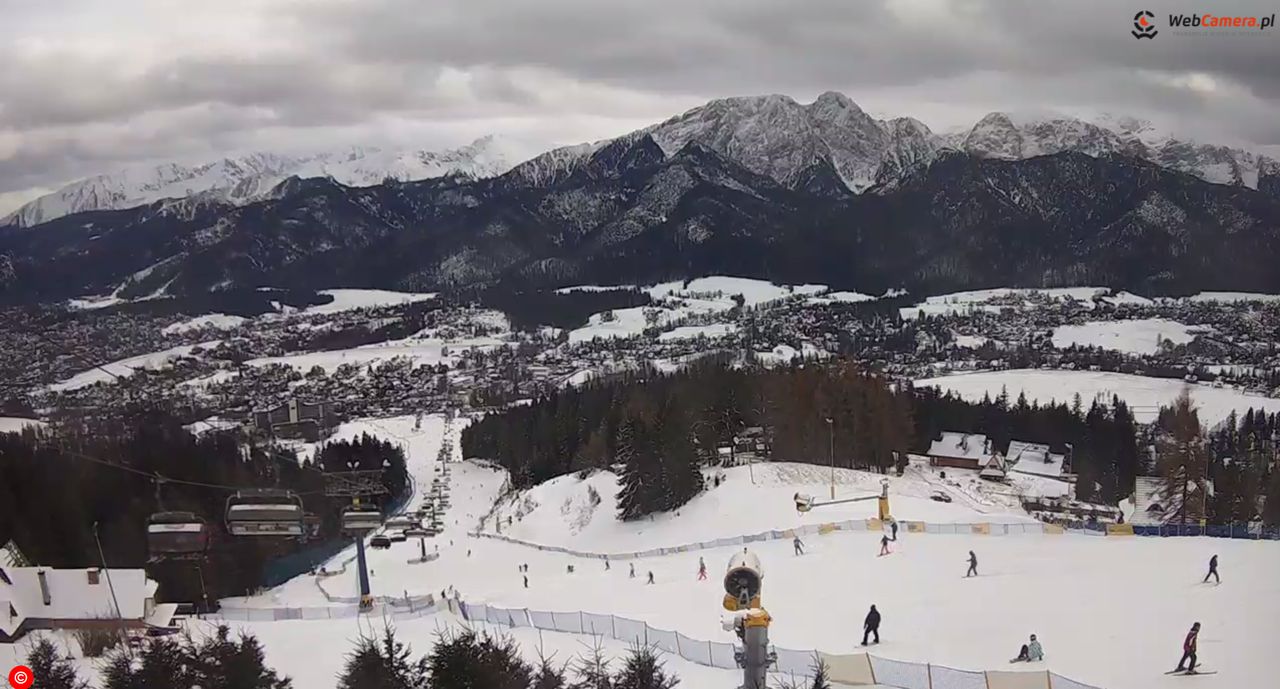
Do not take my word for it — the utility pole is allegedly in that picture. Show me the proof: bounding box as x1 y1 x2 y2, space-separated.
826 417 835 499
92 522 130 656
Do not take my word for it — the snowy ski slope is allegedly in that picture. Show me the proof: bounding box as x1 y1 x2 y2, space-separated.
6 414 1275 689
212 416 1277 689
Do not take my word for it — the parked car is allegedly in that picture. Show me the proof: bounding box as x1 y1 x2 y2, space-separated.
930 491 953 503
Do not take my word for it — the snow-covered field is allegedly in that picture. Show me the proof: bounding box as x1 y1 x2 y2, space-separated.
0 416 46 433
657 323 738 341
915 369 1280 424
291 289 438 316
1052 318 1207 355
161 313 247 335
900 288 1106 319
566 276 874 343
49 340 220 391
244 334 508 373
1184 292 1280 304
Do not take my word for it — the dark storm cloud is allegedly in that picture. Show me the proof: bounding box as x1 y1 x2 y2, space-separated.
2 0 1279 204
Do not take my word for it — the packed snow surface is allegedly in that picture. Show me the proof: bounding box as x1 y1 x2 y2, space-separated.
214 414 1277 689
915 370 1280 424
161 313 247 335
9 414 1271 689
1052 318 1206 355
489 463 1033 553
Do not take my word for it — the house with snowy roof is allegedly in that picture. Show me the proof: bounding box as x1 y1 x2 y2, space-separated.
1130 476 1214 526
0 566 175 642
926 431 995 470
1006 440 1069 478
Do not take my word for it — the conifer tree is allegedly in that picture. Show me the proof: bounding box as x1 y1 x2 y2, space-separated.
26 638 86 689
612 645 677 689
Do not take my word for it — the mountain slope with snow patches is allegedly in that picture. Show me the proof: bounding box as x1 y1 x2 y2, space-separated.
3 136 533 227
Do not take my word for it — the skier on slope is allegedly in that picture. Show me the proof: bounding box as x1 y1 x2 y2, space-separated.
1174 622 1201 674
630 563 636 578
1202 555 1220 584
966 550 978 577
647 571 655 585
793 537 805 556
1011 634 1044 662
861 605 881 646
523 574 528 589
879 535 891 556
697 557 708 580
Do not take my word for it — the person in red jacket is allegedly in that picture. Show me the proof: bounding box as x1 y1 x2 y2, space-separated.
1175 622 1201 673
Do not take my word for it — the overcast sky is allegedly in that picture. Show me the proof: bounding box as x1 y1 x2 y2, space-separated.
2 0 1278 213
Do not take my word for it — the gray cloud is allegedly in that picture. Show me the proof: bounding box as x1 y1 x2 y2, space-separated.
2 0 1279 208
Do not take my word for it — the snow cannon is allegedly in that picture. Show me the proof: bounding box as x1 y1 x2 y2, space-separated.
879 478 891 521
723 550 763 611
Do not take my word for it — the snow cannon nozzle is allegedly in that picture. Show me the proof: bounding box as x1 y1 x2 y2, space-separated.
724 550 763 604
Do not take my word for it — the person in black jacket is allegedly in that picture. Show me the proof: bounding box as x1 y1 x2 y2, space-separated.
966 550 978 577
861 605 881 646
1202 555 1219 583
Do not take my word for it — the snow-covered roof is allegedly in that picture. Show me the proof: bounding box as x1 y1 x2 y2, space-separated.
0 567 156 637
980 454 1007 479
1007 440 1066 478
927 432 991 461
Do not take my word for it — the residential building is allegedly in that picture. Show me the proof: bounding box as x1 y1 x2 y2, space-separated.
0 566 175 642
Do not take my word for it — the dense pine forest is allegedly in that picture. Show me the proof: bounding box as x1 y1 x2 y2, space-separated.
0 413 408 603
463 358 1157 518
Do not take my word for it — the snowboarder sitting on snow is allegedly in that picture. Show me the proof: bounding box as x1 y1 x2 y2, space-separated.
793 537 805 556
1175 622 1201 673
1203 555 1220 584
1012 634 1043 662
879 535 891 556
861 605 881 646
966 550 978 577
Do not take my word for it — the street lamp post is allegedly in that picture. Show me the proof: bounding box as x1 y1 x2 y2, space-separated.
825 417 835 500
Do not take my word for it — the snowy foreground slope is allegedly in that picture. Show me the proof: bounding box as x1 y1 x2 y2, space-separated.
5 415 1276 689
212 417 1277 689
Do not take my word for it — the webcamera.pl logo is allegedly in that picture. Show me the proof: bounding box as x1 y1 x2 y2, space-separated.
1133 9 1276 39
1133 10 1158 38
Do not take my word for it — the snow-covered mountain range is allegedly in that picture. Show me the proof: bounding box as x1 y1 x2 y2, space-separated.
7 92 1278 228
3 135 532 227
513 92 1279 195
